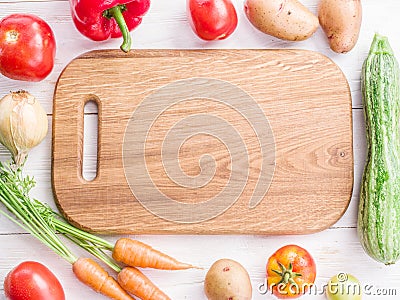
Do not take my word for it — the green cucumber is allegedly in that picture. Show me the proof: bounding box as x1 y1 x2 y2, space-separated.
358 34 400 265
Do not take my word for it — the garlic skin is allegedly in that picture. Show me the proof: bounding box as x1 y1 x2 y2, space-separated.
0 91 48 166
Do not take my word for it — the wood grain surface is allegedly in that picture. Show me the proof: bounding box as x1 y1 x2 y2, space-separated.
52 49 353 234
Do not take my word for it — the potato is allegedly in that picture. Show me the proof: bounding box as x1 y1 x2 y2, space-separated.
204 259 252 300
318 0 362 53
244 0 319 41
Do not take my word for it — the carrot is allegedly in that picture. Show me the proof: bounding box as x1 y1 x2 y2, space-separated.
23 205 200 300
37 211 200 271
118 266 171 300
73 257 134 300
112 238 199 270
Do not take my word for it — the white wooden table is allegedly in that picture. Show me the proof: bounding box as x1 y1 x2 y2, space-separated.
1 1 400 299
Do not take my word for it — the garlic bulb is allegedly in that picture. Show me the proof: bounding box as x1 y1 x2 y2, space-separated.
0 91 48 166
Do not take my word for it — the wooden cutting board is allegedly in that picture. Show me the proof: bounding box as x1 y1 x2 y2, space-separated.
52 49 353 235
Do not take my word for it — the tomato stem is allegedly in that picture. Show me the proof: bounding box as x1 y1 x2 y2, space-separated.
273 261 302 289
5 30 19 43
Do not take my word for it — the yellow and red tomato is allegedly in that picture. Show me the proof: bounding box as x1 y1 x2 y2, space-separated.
267 244 316 299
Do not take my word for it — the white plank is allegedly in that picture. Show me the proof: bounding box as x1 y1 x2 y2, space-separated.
0 0 399 299
0 229 399 299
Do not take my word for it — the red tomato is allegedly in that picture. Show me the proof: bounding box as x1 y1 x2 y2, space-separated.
0 14 56 81
187 0 238 41
4 261 65 300
266 245 316 299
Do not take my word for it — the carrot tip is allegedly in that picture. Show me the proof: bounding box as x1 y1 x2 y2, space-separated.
191 265 204 270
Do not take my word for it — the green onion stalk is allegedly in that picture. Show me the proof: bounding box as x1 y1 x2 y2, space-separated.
0 162 121 272
0 162 77 264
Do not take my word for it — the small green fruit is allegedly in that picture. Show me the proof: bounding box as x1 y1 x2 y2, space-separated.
326 273 362 300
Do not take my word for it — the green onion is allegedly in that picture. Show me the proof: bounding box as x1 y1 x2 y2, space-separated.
0 161 77 264
0 161 121 272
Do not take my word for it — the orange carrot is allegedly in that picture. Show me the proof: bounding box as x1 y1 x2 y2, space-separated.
118 267 171 300
72 257 134 300
112 238 199 270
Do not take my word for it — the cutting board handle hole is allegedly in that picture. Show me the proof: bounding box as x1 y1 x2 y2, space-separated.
82 100 99 181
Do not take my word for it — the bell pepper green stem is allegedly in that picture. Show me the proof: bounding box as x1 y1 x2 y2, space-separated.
104 5 131 53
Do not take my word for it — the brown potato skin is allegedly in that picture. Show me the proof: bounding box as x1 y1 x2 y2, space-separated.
204 259 252 300
244 0 319 41
318 0 362 53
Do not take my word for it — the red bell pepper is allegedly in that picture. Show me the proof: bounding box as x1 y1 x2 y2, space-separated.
69 0 150 52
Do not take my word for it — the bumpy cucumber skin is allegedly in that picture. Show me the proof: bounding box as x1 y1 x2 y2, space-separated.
358 34 400 265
